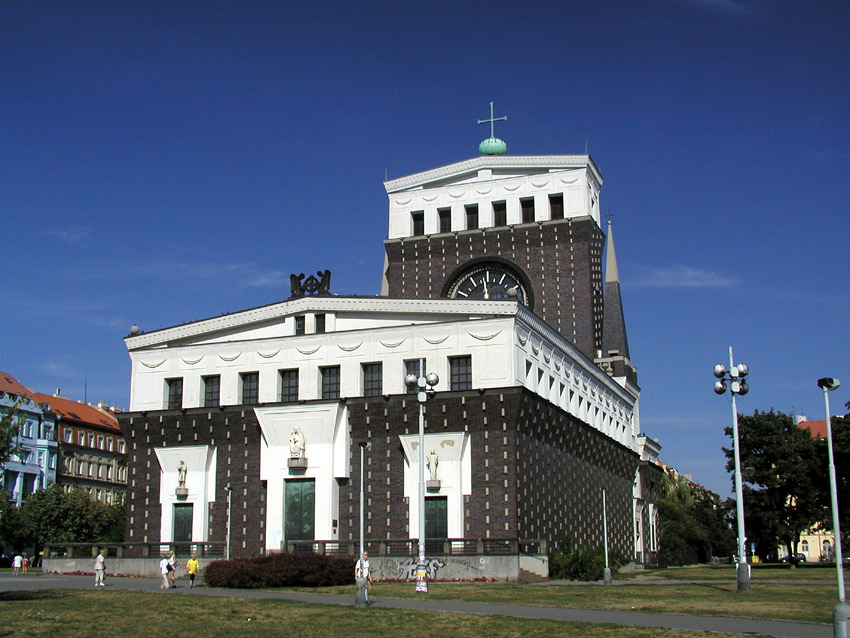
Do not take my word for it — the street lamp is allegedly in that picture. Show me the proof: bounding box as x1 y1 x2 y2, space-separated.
817 377 849 638
224 483 232 560
405 369 439 593
713 346 751 593
358 441 372 558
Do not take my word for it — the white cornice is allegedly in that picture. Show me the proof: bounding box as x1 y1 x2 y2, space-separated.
124 296 520 350
384 155 603 193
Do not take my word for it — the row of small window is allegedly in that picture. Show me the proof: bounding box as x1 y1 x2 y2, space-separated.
12 449 56 469
165 356 473 409
294 313 325 336
63 428 125 453
15 419 53 440
65 458 126 482
63 484 123 505
410 195 566 236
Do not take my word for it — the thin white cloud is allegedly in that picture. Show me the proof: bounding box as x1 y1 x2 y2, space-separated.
630 265 739 289
46 226 91 244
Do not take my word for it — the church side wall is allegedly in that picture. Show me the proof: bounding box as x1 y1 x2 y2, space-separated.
514 392 639 556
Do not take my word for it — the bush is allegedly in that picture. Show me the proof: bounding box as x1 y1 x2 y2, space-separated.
204 553 356 589
549 541 628 581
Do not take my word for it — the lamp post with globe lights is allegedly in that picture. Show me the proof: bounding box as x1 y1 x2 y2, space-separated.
713 347 751 593
817 377 850 638
404 369 439 593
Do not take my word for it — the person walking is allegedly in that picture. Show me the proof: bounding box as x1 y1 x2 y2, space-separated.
185 554 199 588
12 554 22 575
94 550 106 587
167 551 179 588
354 551 374 606
159 555 171 589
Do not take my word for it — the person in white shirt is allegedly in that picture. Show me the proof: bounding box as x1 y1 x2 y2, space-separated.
354 552 373 605
94 550 106 587
159 555 171 589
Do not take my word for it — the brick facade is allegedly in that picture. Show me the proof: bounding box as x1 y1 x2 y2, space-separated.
383 217 605 359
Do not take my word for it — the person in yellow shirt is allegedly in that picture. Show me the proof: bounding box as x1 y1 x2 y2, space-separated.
186 554 200 588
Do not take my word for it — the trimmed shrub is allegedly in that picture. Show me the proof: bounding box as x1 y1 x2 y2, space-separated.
549 541 628 581
204 553 356 589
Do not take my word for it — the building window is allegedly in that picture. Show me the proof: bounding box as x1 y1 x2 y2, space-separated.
449 356 472 391
241 372 259 405
166 378 183 410
315 314 326 334
203 375 221 407
438 208 451 233
118 440 126 454
78 431 85 446
521 198 535 223
107 437 114 452
404 359 425 394
97 435 105 450
321 366 340 400
549 194 564 220
279 369 299 402
362 363 383 397
88 433 95 447
465 204 479 230
295 315 305 336
493 201 507 227
64 428 73 443
411 210 424 236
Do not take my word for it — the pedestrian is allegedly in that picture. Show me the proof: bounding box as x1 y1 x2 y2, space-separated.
354 551 374 606
12 553 22 575
168 551 179 587
94 550 106 587
185 554 199 588
159 554 171 589
21 555 28 574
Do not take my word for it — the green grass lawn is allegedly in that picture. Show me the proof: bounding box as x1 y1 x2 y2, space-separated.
619 563 842 581
285 577 837 624
0 590 743 638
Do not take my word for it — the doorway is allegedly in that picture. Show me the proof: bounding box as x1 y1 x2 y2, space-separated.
285 479 315 552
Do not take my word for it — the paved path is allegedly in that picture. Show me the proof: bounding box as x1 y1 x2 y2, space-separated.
0 573 831 638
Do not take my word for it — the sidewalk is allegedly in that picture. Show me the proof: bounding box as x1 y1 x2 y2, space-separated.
0 573 831 638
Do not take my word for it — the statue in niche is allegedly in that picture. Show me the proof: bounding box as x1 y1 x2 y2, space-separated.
177 460 187 488
289 426 306 459
427 450 439 481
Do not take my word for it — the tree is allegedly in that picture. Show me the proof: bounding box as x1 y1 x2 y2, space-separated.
0 399 26 474
19 484 126 553
657 473 735 565
723 409 822 559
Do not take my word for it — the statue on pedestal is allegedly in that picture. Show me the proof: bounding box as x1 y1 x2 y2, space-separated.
427 450 439 481
289 427 306 459
177 460 187 488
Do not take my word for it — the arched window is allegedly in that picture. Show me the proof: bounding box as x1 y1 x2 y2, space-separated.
801 540 809 554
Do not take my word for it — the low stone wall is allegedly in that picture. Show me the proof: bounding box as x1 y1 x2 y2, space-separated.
42 556 218 578
43 554 548 581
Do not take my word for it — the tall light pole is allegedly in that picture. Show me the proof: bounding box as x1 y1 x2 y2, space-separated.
224 483 232 560
817 377 849 638
713 347 751 593
405 369 439 593
358 441 372 559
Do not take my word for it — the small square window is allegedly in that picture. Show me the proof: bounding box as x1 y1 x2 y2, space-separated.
521 198 535 223
315 314 326 334
549 194 564 220
241 372 259 405
295 316 305 336
279 369 299 402
362 363 383 397
438 208 451 233
465 204 479 230
411 210 424 236
449 356 472 391
203 375 221 407
493 201 507 227
321 366 340 400
166 378 183 410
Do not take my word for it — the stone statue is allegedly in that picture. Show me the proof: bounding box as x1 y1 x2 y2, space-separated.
289 426 305 459
177 460 187 488
427 450 439 481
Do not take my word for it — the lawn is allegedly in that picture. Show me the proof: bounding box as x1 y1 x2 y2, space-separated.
0 590 740 638
284 575 837 624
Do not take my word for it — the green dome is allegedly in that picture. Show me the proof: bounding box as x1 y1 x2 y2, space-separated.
479 137 507 155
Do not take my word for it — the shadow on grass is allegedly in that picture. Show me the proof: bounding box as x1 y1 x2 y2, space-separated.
0 590 77 602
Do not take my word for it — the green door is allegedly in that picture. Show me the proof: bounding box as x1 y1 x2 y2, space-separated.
285 479 315 551
425 496 447 554
173 504 193 554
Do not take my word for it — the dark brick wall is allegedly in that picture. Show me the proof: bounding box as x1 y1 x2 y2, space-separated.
383 218 605 359
118 407 266 557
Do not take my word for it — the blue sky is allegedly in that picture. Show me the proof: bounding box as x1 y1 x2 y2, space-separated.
2 0 848 498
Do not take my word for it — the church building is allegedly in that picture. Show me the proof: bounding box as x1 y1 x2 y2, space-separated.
118 111 661 578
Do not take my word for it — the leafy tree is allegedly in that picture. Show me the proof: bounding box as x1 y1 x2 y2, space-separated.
19 484 125 553
657 473 734 565
0 399 26 474
723 409 822 559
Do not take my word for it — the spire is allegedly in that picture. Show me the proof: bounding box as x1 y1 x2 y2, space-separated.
601 219 630 361
477 102 507 155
